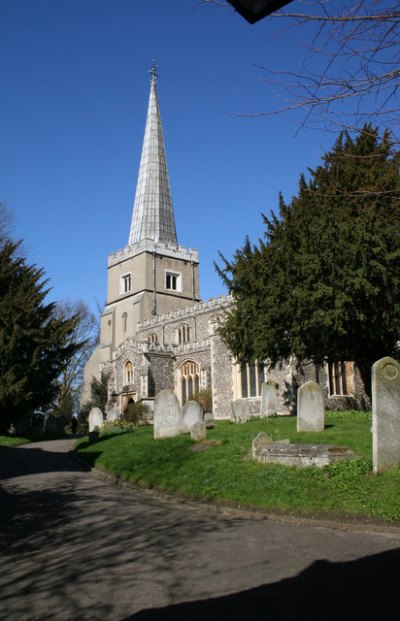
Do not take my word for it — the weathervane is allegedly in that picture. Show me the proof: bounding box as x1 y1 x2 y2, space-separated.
149 59 158 83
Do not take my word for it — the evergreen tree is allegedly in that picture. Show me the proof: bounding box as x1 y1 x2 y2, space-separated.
0 238 81 432
218 126 400 397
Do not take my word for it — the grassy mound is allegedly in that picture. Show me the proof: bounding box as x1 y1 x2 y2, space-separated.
74 411 400 523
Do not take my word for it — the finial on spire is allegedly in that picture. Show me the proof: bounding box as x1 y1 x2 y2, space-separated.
149 59 158 84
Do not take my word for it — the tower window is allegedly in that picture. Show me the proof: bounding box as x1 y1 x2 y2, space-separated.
178 323 190 345
120 272 132 294
165 271 181 291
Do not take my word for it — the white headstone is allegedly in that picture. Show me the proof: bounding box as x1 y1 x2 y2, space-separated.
297 381 324 432
181 400 203 432
107 409 119 422
153 389 181 439
260 381 279 417
372 356 400 473
88 407 103 432
191 421 207 442
231 399 250 423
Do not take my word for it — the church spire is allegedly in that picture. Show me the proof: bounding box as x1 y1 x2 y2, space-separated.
128 62 178 247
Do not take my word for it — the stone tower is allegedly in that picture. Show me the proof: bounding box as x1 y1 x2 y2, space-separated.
82 64 200 399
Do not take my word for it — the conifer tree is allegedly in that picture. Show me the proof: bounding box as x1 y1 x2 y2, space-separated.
218 125 400 397
0 238 81 432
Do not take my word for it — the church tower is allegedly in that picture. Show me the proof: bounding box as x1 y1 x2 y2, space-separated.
98 64 200 359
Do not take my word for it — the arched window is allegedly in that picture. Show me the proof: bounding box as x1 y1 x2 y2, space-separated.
327 361 353 396
122 312 128 333
148 332 158 344
238 361 264 398
179 360 200 405
124 360 134 385
178 323 190 345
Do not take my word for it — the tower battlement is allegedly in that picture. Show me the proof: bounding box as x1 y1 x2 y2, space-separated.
108 240 198 267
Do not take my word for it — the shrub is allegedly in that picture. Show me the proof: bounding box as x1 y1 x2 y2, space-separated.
192 390 213 413
99 420 136 437
122 401 150 426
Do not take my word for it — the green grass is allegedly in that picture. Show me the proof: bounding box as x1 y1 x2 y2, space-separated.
0 434 34 447
74 411 400 523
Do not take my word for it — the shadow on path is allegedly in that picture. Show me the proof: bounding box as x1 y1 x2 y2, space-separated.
128 547 400 620
1 440 400 620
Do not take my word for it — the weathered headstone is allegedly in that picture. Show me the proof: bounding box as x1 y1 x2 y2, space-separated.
88 407 104 432
372 356 400 473
297 381 324 432
252 432 273 458
231 399 250 423
191 421 207 442
45 415 66 435
153 389 181 439
181 400 203 432
260 381 279 417
107 409 119 422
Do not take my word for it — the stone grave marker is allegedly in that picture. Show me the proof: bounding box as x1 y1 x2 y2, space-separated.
231 399 250 423
372 356 400 473
88 407 104 432
191 421 207 442
153 389 181 439
181 400 203 432
45 414 66 435
260 381 279 417
252 432 273 458
297 381 324 432
107 409 119 422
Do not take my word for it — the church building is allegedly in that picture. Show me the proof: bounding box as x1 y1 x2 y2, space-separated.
83 66 367 418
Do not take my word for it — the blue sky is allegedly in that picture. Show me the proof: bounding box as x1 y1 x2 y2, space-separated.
1 0 343 315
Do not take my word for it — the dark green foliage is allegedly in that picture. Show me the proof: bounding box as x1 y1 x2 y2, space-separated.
192 389 213 413
0 238 81 432
122 400 150 426
217 126 400 395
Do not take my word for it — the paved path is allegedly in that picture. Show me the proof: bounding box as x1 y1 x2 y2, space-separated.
1 439 400 621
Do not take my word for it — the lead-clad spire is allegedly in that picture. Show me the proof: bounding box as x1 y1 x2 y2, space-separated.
128 63 178 247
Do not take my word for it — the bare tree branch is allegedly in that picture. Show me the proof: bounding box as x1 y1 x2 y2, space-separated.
203 1 400 144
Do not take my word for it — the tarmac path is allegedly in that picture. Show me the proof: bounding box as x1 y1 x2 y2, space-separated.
1 439 400 621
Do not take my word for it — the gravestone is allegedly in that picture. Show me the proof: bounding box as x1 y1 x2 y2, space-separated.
107 409 119 422
153 389 181 439
88 407 104 432
297 381 324 432
231 399 250 423
45 415 65 435
372 356 400 473
181 400 203 432
260 381 279 417
191 421 207 442
252 432 273 458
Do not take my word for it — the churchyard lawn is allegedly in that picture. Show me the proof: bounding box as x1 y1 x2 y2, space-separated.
75 411 400 523
0 435 35 447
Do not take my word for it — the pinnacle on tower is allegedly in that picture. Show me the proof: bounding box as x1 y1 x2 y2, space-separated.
128 63 178 247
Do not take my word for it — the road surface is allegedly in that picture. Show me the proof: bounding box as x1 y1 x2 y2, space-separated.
1 439 400 620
